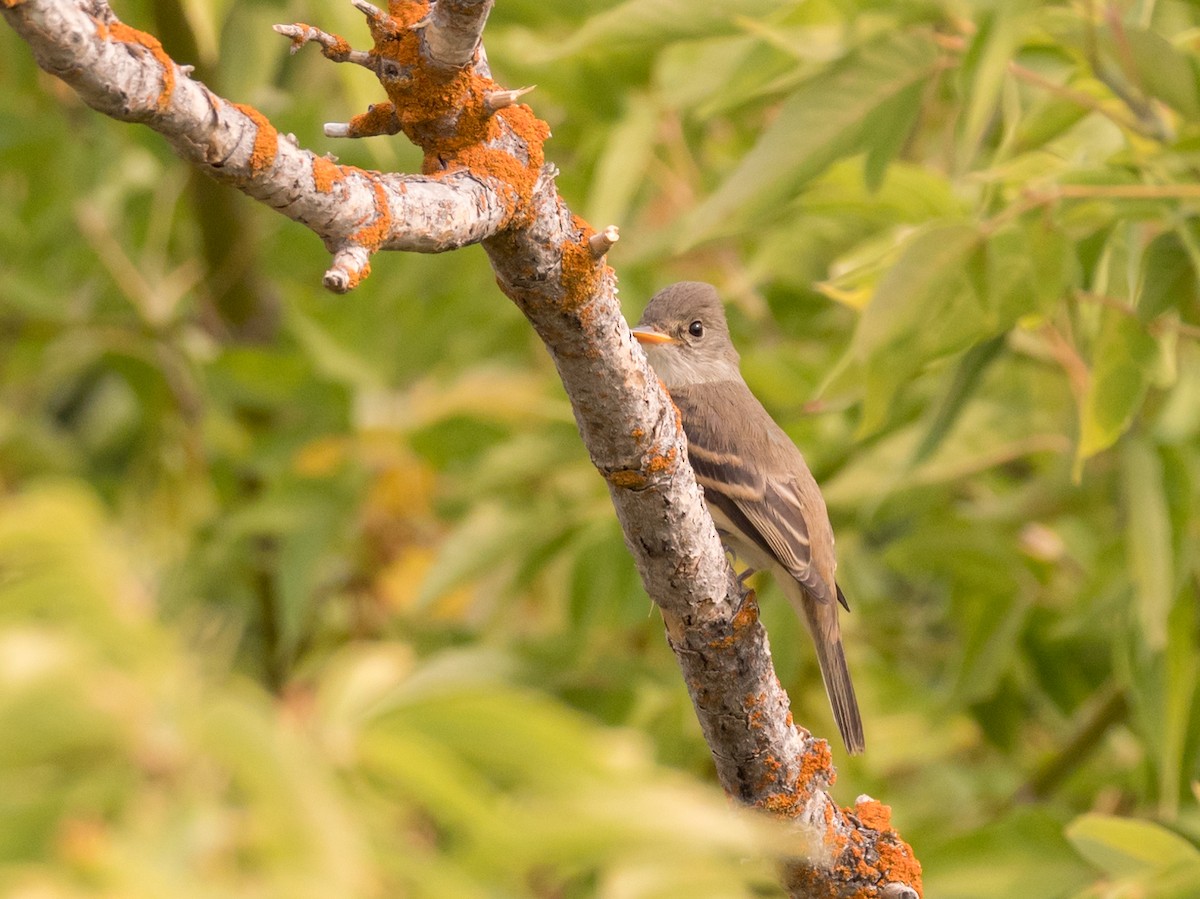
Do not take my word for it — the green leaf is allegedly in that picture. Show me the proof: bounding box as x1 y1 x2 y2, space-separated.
853 222 983 437
957 4 1033 171
929 808 1092 898
414 504 524 609
862 82 924 193
1066 814 1200 879
585 93 660 229
910 334 1006 466
680 31 938 248
359 727 498 833
1139 231 1198 323
977 220 1072 328
657 33 801 119
287 305 384 391
551 0 789 57
1158 571 1198 819
801 159 961 223
176 0 237 65
1077 306 1158 462
1121 27 1200 119
1121 439 1174 650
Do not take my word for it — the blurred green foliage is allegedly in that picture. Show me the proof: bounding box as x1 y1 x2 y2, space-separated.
2 0 1200 896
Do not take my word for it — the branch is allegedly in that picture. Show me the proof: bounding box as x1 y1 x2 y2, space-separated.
1 0 922 895
4 0 512 290
424 0 493 70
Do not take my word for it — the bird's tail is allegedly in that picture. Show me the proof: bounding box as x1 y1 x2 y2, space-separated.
780 576 866 754
813 634 865 755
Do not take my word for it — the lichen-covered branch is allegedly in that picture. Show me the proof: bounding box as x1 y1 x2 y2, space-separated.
1 0 922 895
424 0 494 69
3 0 511 291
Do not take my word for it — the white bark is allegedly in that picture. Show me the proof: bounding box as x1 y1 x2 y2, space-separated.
424 0 494 69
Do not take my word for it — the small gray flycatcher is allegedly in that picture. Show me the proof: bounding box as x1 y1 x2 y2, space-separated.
632 281 864 755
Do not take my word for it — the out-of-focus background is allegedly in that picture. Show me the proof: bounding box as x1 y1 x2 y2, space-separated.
2 1 1200 896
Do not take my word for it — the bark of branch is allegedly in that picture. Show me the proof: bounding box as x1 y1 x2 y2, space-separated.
424 0 494 70
3 0 511 291
2 0 922 895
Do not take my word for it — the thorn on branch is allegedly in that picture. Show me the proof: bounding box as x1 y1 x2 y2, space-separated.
325 102 401 139
324 245 373 293
484 84 536 112
350 0 386 26
588 225 620 258
179 64 194 76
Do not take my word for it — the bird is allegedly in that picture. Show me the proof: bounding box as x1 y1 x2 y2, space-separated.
631 281 864 755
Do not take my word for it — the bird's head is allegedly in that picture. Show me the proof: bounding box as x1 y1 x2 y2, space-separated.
631 281 741 388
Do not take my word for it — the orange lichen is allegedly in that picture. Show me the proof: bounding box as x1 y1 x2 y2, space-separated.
231 103 279 175
344 0 550 231
732 594 759 632
853 798 892 833
607 470 647 490
745 691 769 730
2 0 26 8
875 836 923 896
712 596 757 653
837 799 924 896
386 0 428 29
644 446 677 475
343 261 371 291
437 106 550 226
558 216 606 311
799 737 835 792
106 23 175 110
757 790 801 817
319 33 352 59
492 103 551 208
754 735 834 818
441 144 521 199
348 102 401 138
783 867 840 899
351 179 394 251
754 752 784 792
606 442 677 492
772 776 922 897
312 155 344 192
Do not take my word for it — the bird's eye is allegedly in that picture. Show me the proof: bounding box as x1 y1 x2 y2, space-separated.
688 320 704 338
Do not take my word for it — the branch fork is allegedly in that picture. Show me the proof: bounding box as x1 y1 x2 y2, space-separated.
272 0 548 279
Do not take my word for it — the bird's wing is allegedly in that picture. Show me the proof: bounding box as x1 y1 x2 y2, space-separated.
672 385 839 608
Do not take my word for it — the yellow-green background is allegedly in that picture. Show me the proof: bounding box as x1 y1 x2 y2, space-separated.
2 1 1199 896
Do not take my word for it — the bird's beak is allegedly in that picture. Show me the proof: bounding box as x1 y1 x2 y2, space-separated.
631 326 677 346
